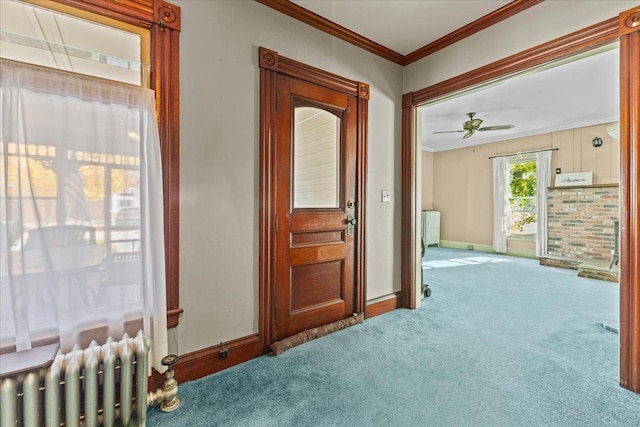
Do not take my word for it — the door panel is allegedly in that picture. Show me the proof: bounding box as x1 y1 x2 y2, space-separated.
290 261 343 313
273 75 357 341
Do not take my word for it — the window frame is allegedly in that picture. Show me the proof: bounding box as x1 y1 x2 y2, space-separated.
44 0 182 328
506 155 537 238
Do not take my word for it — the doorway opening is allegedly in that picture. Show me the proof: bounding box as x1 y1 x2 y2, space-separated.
402 10 640 392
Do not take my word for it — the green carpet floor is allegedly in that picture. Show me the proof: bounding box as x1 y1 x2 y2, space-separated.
147 248 640 426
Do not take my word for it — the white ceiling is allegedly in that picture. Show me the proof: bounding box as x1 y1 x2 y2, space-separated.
292 0 510 55
286 1 620 152
421 46 619 151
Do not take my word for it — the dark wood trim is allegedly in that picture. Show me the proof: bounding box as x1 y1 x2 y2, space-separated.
401 93 417 309
403 0 543 65
166 308 183 329
259 50 277 352
618 5 640 394
153 0 181 31
402 13 639 393
51 0 154 27
151 3 182 328
52 0 182 327
150 334 262 389
258 47 368 351
255 0 541 66
412 17 619 105
255 0 404 65
356 83 369 314
259 48 360 97
366 292 402 319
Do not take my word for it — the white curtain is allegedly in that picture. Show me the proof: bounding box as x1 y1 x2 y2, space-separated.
0 59 167 372
535 150 552 257
492 156 507 253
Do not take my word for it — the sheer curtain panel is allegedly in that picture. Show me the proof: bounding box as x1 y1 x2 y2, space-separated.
535 150 552 257
0 59 167 371
492 156 507 253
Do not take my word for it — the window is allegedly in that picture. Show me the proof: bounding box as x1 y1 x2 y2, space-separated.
0 1 175 372
507 156 537 236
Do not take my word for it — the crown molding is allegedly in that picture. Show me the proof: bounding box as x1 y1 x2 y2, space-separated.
403 0 543 65
410 16 619 105
255 0 542 66
255 0 404 64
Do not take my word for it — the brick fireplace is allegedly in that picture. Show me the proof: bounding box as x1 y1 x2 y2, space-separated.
547 184 619 261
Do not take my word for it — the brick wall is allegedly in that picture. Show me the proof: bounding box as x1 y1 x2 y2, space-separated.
547 185 618 261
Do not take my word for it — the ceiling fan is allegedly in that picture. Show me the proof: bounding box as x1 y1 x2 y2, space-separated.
433 112 514 139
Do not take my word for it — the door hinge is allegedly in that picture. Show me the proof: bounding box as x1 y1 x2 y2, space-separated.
274 304 278 324
275 213 279 233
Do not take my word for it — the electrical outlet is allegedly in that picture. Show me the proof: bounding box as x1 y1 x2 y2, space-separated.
381 190 391 202
219 348 228 360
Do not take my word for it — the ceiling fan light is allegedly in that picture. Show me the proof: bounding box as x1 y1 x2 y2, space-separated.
471 119 483 128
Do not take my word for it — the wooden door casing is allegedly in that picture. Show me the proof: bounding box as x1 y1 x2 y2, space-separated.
273 75 357 341
259 47 369 351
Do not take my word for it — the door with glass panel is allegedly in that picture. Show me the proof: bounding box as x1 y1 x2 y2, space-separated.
273 74 357 341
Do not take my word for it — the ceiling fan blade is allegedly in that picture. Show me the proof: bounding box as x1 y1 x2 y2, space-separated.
462 131 473 139
478 125 514 131
432 130 465 134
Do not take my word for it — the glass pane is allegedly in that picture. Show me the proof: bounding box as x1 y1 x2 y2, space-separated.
507 161 537 235
0 1 144 85
293 107 340 209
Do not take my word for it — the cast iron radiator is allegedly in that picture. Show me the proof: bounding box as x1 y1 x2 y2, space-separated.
0 330 149 427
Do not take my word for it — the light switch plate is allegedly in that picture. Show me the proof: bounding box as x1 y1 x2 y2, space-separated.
381 190 391 202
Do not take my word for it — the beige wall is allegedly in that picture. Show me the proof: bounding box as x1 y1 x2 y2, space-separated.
173 0 403 355
421 151 434 210
422 123 619 249
170 0 633 357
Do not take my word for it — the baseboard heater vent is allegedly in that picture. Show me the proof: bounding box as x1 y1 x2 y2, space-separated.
270 313 364 355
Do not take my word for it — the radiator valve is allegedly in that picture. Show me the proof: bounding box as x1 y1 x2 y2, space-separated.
148 354 181 412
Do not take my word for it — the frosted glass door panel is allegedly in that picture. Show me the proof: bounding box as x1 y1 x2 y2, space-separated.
293 107 340 209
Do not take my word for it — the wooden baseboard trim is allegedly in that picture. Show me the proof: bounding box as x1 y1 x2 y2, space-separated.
150 333 262 389
366 291 402 318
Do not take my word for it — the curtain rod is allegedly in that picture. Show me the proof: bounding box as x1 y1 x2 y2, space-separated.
488 147 558 160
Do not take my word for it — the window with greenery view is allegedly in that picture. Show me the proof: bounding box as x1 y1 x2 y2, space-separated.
507 159 537 236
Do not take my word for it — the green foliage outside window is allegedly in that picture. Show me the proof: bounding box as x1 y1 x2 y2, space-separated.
509 161 537 234
509 162 536 201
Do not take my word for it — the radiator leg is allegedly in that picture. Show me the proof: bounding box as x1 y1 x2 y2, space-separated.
0 378 17 427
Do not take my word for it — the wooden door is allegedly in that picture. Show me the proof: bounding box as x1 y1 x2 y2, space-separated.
272 74 358 341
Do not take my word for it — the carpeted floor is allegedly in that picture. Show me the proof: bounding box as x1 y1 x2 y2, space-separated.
147 248 640 426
